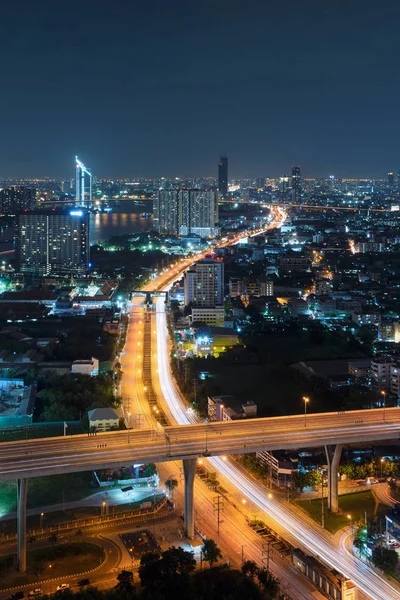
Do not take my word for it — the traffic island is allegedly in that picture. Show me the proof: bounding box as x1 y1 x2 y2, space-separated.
0 542 104 589
295 490 386 533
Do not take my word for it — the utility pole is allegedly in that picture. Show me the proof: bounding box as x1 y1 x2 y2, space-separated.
321 472 325 529
262 541 272 571
213 494 224 543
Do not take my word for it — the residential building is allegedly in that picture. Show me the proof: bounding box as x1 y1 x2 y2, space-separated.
351 311 381 326
15 209 89 276
256 450 298 487
390 363 400 398
371 356 393 390
190 306 224 327
71 357 99 377
315 279 332 296
229 277 274 298
153 189 179 234
0 186 36 215
154 188 218 237
280 254 311 274
179 189 219 237
218 156 228 197
88 407 119 432
184 258 224 306
348 359 371 380
207 395 257 421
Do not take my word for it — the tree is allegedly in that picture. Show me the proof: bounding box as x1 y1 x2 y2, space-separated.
242 560 259 580
115 569 135 596
139 551 162 588
144 463 157 478
161 546 196 576
202 538 222 567
165 477 178 499
371 546 398 575
256 568 280 598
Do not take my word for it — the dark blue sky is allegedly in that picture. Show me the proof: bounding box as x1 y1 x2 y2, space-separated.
1 0 399 179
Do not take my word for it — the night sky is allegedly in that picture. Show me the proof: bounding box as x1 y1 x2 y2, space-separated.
1 0 399 179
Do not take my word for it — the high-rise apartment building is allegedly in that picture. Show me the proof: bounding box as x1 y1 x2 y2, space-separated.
179 189 218 237
218 156 228 197
154 189 218 237
15 209 89 276
388 172 395 187
291 166 301 203
184 258 224 307
0 186 36 215
153 189 180 234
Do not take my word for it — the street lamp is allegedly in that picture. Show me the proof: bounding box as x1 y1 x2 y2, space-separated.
381 390 386 422
303 396 310 427
40 512 44 532
380 458 384 478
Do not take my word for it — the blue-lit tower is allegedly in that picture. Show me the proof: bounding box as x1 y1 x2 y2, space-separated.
75 156 93 206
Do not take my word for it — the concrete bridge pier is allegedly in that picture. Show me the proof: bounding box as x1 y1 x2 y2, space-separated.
183 458 196 539
17 478 28 572
325 444 343 514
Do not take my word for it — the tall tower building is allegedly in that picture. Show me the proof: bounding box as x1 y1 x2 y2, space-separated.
291 166 301 203
153 189 180 235
184 258 224 307
388 172 395 187
15 209 89 276
179 189 218 237
0 186 36 215
153 189 218 237
218 156 228 197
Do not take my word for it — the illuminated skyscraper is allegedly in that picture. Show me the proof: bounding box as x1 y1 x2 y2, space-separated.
388 172 395 187
179 189 218 237
154 189 218 237
291 166 301 203
15 210 89 276
154 189 180 234
0 186 36 215
218 156 228 197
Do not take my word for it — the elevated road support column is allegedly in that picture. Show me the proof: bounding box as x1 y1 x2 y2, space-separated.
17 478 28 572
183 458 196 539
325 444 343 514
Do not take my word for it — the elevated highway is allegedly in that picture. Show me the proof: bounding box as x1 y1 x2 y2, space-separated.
0 408 399 482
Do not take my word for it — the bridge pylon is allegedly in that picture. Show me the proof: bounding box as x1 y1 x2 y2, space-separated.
17 478 27 572
325 444 343 514
183 458 196 539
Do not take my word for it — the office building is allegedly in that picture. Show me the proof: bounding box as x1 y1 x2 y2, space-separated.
291 166 301 203
388 172 395 187
0 186 36 215
184 258 224 307
153 189 180 234
15 209 89 276
154 189 218 237
218 156 228 197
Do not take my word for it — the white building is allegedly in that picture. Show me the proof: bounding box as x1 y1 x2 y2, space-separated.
184 258 224 307
190 307 224 327
71 357 99 377
88 407 119 432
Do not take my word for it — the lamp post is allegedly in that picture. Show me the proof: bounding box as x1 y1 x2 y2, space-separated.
40 512 44 533
380 458 384 478
303 396 310 427
241 544 246 565
381 390 386 422
127 412 131 444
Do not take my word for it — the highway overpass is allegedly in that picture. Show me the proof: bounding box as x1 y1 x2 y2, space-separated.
2 407 400 571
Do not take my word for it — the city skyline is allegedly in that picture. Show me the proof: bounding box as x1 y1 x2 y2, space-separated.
2 1 400 178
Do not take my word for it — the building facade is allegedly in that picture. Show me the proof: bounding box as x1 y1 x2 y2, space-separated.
184 258 224 307
0 186 36 215
15 210 90 276
154 189 218 237
218 156 228 197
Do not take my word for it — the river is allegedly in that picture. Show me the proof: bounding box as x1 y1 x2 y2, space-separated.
90 200 153 244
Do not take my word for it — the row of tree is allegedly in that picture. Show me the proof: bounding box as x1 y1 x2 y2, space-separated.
33 541 280 600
